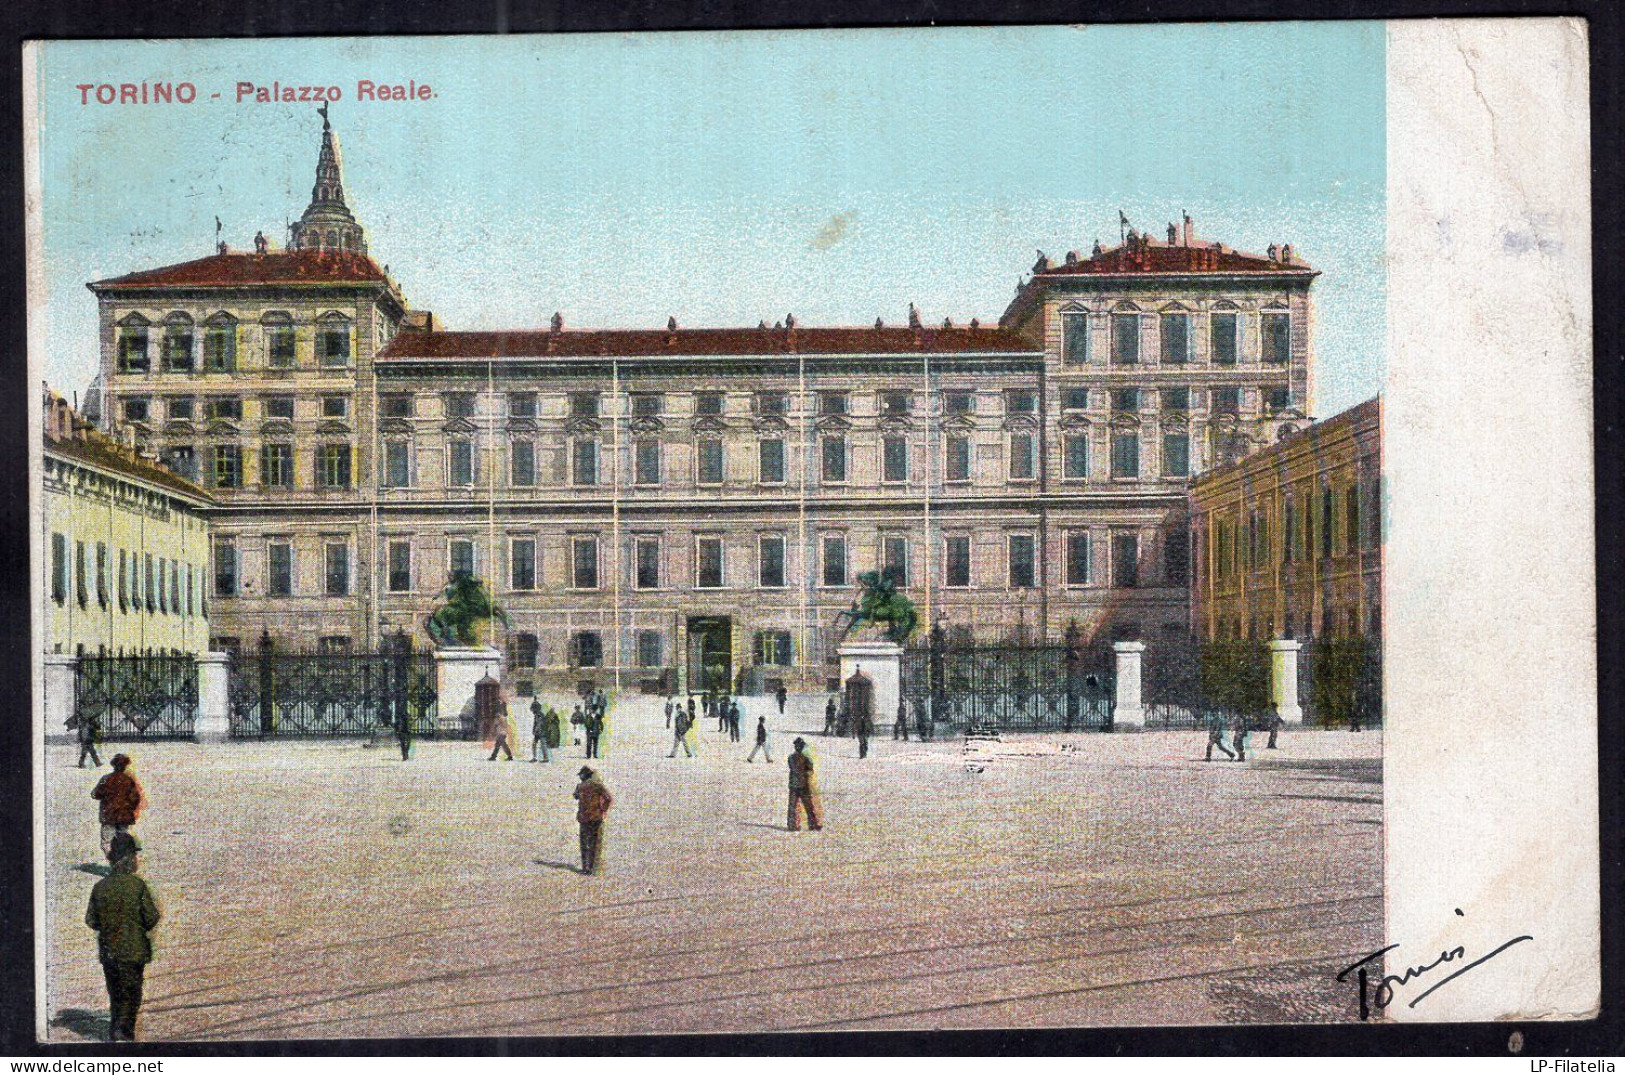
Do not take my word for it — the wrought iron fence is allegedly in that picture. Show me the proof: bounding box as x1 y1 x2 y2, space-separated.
227 635 444 738
1300 638 1383 729
1143 635 1270 730
900 627 1115 733
76 653 199 739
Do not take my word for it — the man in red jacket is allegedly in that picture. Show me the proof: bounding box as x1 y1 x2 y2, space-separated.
572 766 613 875
91 754 143 858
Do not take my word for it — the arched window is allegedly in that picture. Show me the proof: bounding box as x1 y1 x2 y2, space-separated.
261 311 295 368
316 311 352 368
203 312 237 372
116 313 150 372
162 312 195 372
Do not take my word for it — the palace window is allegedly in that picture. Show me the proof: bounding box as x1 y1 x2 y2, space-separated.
1064 387 1090 410
155 557 165 614
96 543 108 608
317 444 352 489
882 436 909 483
1009 433 1036 481
634 439 661 486
381 395 414 419
637 630 664 668
444 393 476 419
162 314 195 372
821 436 847 483
882 536 909 587
316 314 351 368
1267 386 1292 413
635 537 660 589
117 318 150 372
446 440 474 486
821 534 847 587
882 391 912 416
759 536 786 588
754 631 793 667
203 314 237 371
510 537 537 591
263 313 295 368
507 392 537 419
205 397 242 421
570 392 600 418
573 632 603 668
168 396 195 421
631 393 662 417
388 541 412 592
1112 388 1139 414
449 539 476 581
946 435 971 482
1112 533 1140 588
572 439 599 486
1262 312 1291 365
1110 432 1139 479
1062 311 1089 364
944 535 971 588
268 543 293 597
1210 312 1238 365
1160 311 1191 364
1162 433 1191 478
325 543 350 596
122 398 150 424
694 392 724 416
213 542 238 598
697 440 724 485
1321 486 1335 559
511 633 541 669
1161 387 1190 411
212 444 243 488
510 440 535 487
263 396 295 420
696 537 725 588
75 541 87 608
944 391 974 415
1008 534 1037 589
1064 434 1089 480
144 554 156 612
755 392 788 416
571 537 598 589
1345 486 1361 554
1212 387 1240 415
1111 312 1140 365
758 438 785 484
1006 389 1037 415
820 392 848 416
261 444 293 489
117 548 127 611
1066 532 1091 586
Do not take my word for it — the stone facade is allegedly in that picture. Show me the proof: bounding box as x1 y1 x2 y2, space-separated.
88 117 1325 694
1189 397 1382 642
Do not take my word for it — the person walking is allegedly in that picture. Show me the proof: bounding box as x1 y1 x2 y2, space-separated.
530 698 551 763
893 698 909 741
823 696 837 736
668 704 695 758
686 695 697 730
69 710 102 768
835 702 849 738
1230 713 1248 762
856 709 872 759
775 684 788 716
917 704 932 741
664 694 675 729
747 715 772 763
91 755 143 858
787 738 822 831
396 707 413 761
1264 710 1283 750
569 704 586 747
85 833 159 1042
728 699 743 742
716 693 729 734
584 706 604 760
1204 711 1235 762
572 766 614 875
487 696 515 761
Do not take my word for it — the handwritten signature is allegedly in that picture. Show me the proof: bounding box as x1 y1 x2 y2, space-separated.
1336 909 1533 1020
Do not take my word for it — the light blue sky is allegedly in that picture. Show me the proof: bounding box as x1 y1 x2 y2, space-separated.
31 23 1385 413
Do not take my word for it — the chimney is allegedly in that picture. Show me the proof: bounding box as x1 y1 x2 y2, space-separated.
908 303 922 329
1182 212 1193 246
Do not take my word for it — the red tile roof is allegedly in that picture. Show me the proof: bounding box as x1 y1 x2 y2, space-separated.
1036 241 1313 276
89 250 388 290
380 325 1039 360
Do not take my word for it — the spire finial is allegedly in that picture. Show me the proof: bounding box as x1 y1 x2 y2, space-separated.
319 101 330 129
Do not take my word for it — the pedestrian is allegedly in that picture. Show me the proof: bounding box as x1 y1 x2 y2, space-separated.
572 766 614 875
1264 710 1283 750
787 738 822 831
917 704 932 741
894 698 909 741
686 695 697 728
857 709 871 759
668 704 695 758
835 703 849 738
823 696 837 736
584 707 604 760
69 710 102 769
664 694 675 729
85 833 160 1042
1349 705 1362 733
1231 714 1248 762
544 704 562 750
530 698 551 762
570 704 585 746
488 696 515 761
729 699 742 742
775 684 788 716
747 715 772 763
1204 711 1235 762
717 694 729 734
91 754 143 858
396 709 413 761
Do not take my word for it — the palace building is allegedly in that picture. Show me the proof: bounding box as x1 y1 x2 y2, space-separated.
89 113 1319 694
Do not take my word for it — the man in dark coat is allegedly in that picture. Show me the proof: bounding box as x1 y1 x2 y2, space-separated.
1263 710 1283 750
775 684 788 716
85 833 160 1041
1230 713 1248 762
573 766 613 874
728 699 742 742
824 696 838 736
69 711 102 768
747 715 772 763
664 694 675 728
686 695 697 728
787 738 822 831
1204 711 1236 762
530 698 551 762
91 755 143 858
668 705 695 758
583 707 604 760
396 708 413 761
894 699 909 741
856 709 872 759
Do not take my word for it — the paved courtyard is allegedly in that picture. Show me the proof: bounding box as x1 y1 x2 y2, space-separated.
41 694 1383 1042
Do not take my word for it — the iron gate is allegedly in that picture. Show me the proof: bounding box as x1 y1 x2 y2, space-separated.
1299 638 1383 729
901 627 1115 733
75 653 199 740
1143 635 1270 730
227 635 442 738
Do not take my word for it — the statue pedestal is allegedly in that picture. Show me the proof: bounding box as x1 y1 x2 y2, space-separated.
836 635 903 731
434 647 502 736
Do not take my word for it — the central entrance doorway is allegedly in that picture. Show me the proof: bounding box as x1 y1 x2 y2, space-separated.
686 616 733 695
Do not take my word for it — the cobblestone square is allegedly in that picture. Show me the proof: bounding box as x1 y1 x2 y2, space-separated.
42 695 1383 1041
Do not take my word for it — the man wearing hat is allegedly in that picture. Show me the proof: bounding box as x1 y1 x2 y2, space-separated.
84 833 160 1041
787 738 821 831
572 766 614 874
91 754 143 857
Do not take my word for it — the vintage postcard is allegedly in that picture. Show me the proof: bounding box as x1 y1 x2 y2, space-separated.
22 18 1596 1045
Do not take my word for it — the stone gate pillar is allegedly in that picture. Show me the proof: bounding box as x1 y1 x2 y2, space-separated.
1269 638 1305 724
435 647 503 735
837 634 902 730
194 651 232 742
1113 641 1146 726
43 653 77 742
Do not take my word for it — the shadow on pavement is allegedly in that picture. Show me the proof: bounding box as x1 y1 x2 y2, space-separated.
1253 757 1382 785
49 1008 109 1042
73 863 112 877
532 859 584 875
